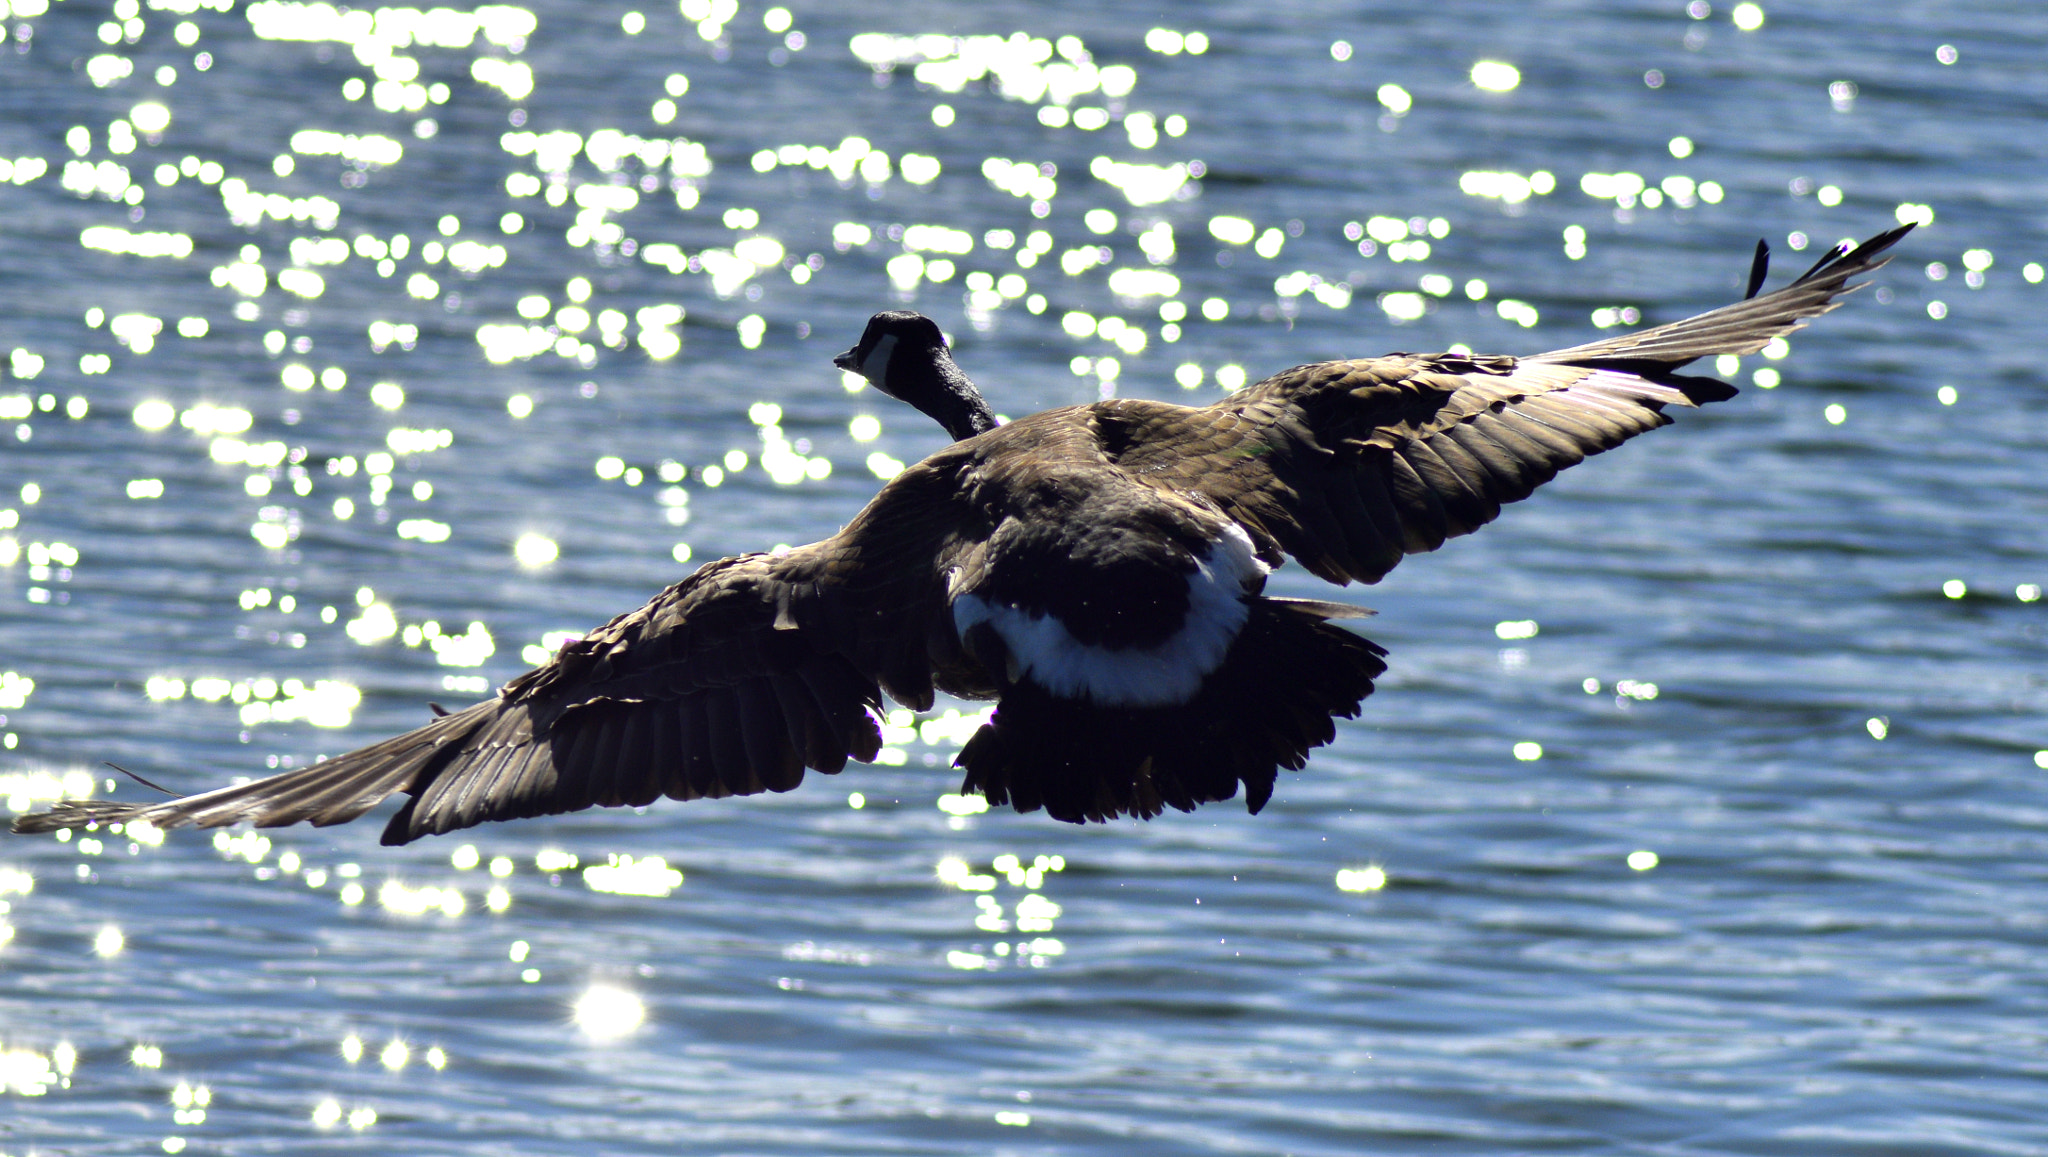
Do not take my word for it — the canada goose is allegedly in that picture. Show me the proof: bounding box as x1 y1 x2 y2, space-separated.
16 224 1910 843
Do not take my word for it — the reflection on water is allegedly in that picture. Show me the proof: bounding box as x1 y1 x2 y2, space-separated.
571 983 647 1041
0 1040 76 1097
3 0 2047 1152
1334 864 1386 893
938 851 1067 968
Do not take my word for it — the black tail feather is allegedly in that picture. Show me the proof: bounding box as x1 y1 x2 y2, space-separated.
956 600 1388 823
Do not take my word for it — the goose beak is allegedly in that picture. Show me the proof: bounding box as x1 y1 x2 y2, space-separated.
832 346 860 372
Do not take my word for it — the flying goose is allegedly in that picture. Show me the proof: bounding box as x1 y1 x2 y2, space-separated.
16 224 1910 843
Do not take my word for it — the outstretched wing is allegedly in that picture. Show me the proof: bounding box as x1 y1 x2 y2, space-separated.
1128 225 1909 585
15 462 970 844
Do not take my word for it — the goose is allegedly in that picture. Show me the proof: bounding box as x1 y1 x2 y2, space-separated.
15 224 1910 843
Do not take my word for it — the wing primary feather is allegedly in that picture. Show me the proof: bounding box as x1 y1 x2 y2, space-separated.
793 661 855 773
703 690 758 794
803 656 884 763
437 744 518 831
768 670 834 771
1400 440 1499 532
1418 432 1510 514
736 678 803 791
1379 450 1450 552
640 705 681 805
1469 411 1570 474
1315 465 1400 579
674 697 714 800
422 707 531 824
499 714 565 813
612 709 662 807
1492 407 1592 461
1343 462 1421 564
1283 478 1367 580
1794 238 1852 283
1511 395 1625 446
1442 422 1539 499
569 711 625 808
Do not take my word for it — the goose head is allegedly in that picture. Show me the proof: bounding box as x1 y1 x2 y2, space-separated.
834 311 998 442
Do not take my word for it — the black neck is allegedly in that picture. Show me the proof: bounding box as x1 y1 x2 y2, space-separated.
913 345 999 441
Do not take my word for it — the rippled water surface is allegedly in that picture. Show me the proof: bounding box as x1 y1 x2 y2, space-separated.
4 1 2047 1153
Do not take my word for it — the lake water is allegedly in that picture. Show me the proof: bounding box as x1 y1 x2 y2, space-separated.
3 1 2046 1153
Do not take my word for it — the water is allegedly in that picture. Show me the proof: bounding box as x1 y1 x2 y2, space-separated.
3 1 2045 1152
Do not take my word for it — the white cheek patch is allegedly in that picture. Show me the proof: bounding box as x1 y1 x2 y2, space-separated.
952 523 1269 707
859 333 897 387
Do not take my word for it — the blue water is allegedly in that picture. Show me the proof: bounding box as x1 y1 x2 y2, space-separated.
4 1 2046 1152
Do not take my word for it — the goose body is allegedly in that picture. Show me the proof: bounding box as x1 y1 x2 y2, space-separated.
16 225 1910 843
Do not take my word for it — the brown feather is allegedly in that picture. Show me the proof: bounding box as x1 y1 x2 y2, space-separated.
735 678 803 792
702 690 757 795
